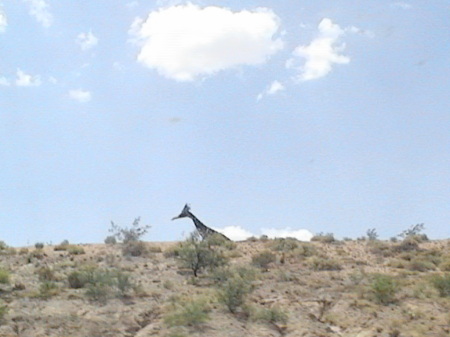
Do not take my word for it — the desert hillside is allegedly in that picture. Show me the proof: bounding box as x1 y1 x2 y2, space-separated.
0 235 449 337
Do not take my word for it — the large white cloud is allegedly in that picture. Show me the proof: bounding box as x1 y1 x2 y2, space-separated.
130 4 283 81
288 18 350 81
214 225 313 242
23 0 53 28
0 5 7 33
261 228 314 241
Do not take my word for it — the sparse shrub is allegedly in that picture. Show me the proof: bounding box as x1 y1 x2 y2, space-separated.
104 235 117 245
37 266 55 281
0 241 7 250
390 237 398 243
252 306 288 325
370 274 397 305
217 273 253 313
439 257 450 271
68 245 85 255
309 257 342 271
271 238 300 252
294 243 316 258
116 271 133 297
35 242 44 249
68 271 88 289
398 223 426 239
164 296 211 327
177 233 228 277
431 274 450 297
122 241 148 257
147 245 163 253
108 217 150 244
163 245 181 258
19 248 29 255
205 233 236 250
259 235 269 242
0 268 10 284
311 233 335 243
366 228 378 241
393 237 420 252
163 280 174 290
408 258 436 272
0 303 8 321
38 281 59 299
251 250 276 270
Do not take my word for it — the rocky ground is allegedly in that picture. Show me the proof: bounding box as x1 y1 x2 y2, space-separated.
0 236 449 337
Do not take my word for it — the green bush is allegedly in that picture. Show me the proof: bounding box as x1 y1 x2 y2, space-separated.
177 233 228 277
68 245 85 255
251 250 276 270
0 303 8 321
0 268 10 284
104 235 117 245
122 241 148 257
311 233 335 243
309 257 342 271
164 297 210 328
408 258 436 272
271 238 299 252
35 242 44 249
37 266 55 281
431 274 450 297
38 281 59 299
252 306 288 325
370 274 397 305
217 273 254 313
68 271 88 289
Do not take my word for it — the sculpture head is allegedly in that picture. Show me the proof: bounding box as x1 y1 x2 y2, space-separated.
172 204 191 220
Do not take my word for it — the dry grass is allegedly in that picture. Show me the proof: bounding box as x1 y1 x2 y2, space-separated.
0 239 448 336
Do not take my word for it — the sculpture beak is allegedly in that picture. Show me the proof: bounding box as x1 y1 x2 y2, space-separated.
171 216 180 221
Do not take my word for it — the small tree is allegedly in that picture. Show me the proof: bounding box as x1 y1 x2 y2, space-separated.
398 223 425 239
108 217 150 243
366 228 378 241
177 232 228 277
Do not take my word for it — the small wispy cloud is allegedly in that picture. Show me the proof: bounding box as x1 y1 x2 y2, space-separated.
0 5 7 33
23 0 53 28
214 225 313 241
391 2 412 10
15 69 41 87
287 18 351 81
69 89 92 103
76 31 99 51
0 76 10 86
130 4 283 81
257 80 285 101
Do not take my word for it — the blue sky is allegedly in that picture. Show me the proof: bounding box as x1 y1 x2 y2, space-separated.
1 1 449 246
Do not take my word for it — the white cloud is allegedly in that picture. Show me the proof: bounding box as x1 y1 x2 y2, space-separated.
23 0 53 28
257 80 285 101
76 31 99 51
15 69 41 87
69 89 92 103
216 226 255 241
288 18 350 81
0 76 10 86
391 2 412 10
214 225 313 242
130 4 283 81
261 228 314 241
0 6 7 33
